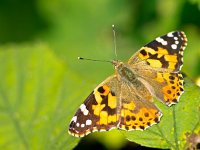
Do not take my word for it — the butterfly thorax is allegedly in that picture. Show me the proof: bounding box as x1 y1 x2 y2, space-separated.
112 60 138 84
113 60 153 102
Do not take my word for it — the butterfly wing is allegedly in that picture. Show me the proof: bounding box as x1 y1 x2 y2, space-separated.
117 80 162 131
135 69 184 106
128 31 187 72
69 75 162 137
128 31 187 106
68 75 121 137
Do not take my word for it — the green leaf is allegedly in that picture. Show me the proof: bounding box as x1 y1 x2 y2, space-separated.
123 77 200 149
0 43 81 149
1 43 199 150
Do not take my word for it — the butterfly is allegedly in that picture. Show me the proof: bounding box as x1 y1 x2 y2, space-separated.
68 31 187 137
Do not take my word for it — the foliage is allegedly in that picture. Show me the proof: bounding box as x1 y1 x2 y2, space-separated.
0 0 200 149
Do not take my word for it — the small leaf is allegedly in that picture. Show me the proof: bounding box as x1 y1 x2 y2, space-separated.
123 77 200 149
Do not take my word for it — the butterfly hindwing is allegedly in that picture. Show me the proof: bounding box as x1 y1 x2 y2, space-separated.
117 81 162 131
152 72 184 106
132 68 184 106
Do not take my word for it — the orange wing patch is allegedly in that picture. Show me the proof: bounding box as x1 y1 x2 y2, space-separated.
93 85 120 132
154 72 184 106
161 73 184 106
118 100 162 131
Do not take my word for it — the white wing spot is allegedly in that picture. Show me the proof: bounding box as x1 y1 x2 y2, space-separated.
81 124 85 128
174 37 178 40
86 119 92 125
76 123 80 127
175 41 179 44
156 37 163 42
80 104 86 112
156 37 167 45
83 109 89 116
162 41 167 45
85 130 91 136
92 127 98 132
80 104 89 115
181 57 184 62
180 51 184 55
171 44 177 49
72 116 77 122
167 32 174 37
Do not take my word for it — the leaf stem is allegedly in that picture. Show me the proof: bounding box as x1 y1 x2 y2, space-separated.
173 106 179 150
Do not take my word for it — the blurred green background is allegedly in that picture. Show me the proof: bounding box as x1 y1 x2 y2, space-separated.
0 0 200 150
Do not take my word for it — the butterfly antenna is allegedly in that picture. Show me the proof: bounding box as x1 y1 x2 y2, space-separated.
112 25 118 60
78 25 118 64
78 57 112 63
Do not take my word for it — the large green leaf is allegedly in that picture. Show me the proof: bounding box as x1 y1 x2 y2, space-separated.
0 43 81 150
0 43 199 150
124 77 200 149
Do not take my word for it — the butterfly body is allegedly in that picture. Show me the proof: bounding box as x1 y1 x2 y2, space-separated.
69 31 187 137
115 61 138 83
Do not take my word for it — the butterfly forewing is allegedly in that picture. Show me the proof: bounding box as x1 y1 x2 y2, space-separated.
128 31 187 72
68 76 120 137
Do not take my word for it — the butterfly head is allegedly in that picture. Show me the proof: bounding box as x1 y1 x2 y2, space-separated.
112 60 124 70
